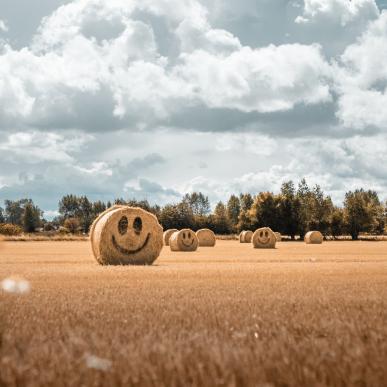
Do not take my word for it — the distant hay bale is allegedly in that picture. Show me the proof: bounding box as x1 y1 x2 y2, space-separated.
274 232 282 242
163 229 178 246
90 205 163 265
239 231 253 243
304 231 323 244
252 227 276 249
169 229 198 252
196 229 216 247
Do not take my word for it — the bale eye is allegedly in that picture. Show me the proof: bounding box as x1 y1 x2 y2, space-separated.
133 217 142 234
118 216 128 235
260 231 263 238
188 232 191 238
265 231 269 237
183 232 186 239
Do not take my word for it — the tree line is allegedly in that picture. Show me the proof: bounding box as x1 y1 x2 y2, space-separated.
0 179 386 240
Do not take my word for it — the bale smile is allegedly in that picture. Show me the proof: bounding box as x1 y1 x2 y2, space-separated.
112 233 151 255
182 239 194 247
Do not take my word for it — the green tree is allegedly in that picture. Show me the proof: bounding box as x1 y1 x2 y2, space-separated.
296 178 312 238
23 202 41 232
126 199 161 217
92 201 107 218
4 199 25 225
237 210 252 233
79 196 93 233
114 198 126 205
226 195 241 232
183 192 210 216
58 195 81 219
159 202 195 230
248 192 281 231
240 193 254 212
344 189 383 240
5 199 41 228
279 181 301 240
212 201 231 234
330 207 345 239
0 206 4 223
309 185 333 235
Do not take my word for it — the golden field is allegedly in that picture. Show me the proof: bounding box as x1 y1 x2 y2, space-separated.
1 240 387 386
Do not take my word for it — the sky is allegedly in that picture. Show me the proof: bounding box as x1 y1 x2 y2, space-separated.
0 0 387 218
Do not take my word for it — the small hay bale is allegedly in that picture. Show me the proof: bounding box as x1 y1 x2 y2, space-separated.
196 228 216 247
169 229 198 252
252 227 276 249
163 229 178 246
304 231 323 244
239 230 253 243
274 232 282 242
90 205 163 265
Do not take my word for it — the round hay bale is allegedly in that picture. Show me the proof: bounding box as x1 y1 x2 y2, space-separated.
90 205 163 265
163 229 178 246
239 230 253 243
252 227 276 249
304 231 323 244
169 229 198 252
274 232 282 242
196 228 216 247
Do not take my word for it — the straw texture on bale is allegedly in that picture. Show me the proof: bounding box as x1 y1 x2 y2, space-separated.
169 229 198 252
274 232 282 242
305 231 323 244
239 230 253 243
252 227 276 249
196 229 216 247
90 205 163 265
163 229 178 246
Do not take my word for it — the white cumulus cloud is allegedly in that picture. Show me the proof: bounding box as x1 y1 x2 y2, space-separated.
0 0 333 131
335 11 387 129
295 0 378 26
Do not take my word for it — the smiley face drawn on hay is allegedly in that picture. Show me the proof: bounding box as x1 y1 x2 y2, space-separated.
169 229 198 252
90 206 163 265
252 227 276 249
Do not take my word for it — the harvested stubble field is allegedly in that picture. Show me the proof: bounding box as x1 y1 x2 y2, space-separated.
1 241 387 387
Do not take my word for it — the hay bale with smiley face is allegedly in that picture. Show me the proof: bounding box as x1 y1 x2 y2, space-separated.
196 228 216 247
239 230 253 243
163 229 178 246
252 227 276 249
304 231 323 244
90 205 163 265
169 229 198 252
